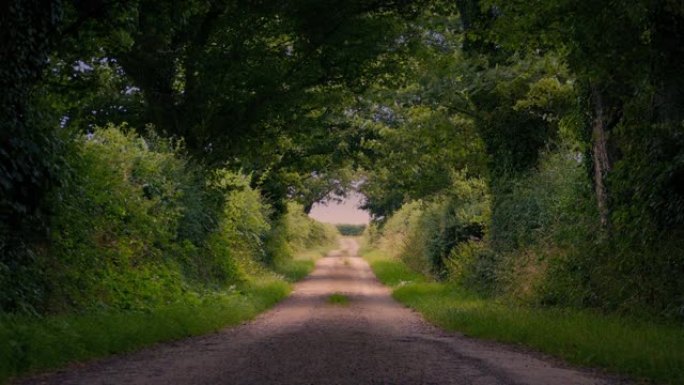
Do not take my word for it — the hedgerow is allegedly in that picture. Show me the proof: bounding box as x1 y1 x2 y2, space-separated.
0 125 337 315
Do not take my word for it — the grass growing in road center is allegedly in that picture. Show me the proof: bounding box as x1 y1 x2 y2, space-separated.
327 293 350 305
364 249 684 385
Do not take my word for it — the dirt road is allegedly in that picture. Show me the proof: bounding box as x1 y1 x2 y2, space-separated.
18 238 621 385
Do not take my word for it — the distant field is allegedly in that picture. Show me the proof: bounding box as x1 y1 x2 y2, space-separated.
335 224 367 236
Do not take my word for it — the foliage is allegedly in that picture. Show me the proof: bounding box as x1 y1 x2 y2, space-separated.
285 203 339 252
1 0 419 276
0 126 338 382
30 0 424 212
265 202 339 281
0 126 335 314
0 1 67 314
359 3 684 320
368 140 684 317
3 1 684 379
366 173 489 278
335 224 366 236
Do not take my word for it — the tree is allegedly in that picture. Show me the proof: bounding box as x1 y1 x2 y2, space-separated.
484 0 684 230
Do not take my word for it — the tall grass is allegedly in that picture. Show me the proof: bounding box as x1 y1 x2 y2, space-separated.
363 248 426 287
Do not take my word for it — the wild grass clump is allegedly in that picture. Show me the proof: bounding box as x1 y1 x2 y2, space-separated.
327 293 350 305
363 249 426 287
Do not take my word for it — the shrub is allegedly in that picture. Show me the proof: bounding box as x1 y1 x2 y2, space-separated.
371 141 684 319
265 202 338 266
367 173 490 279
336 224 366 236
44 126 189 311
0 125 310 315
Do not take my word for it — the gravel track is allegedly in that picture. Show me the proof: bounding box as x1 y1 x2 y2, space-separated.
17 238 623 385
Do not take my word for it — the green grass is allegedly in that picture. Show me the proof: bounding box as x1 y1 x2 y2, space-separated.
274 243 336 282
364 249 427 287
364 249 684 385
0 278 289 384
273 259 316 282
0 238 335 384
335 224 366 236
327 293 350 305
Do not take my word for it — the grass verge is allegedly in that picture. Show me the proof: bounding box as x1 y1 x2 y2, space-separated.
363 249 427 287
364 249 684 384
0 240 339 384
0 278 289 384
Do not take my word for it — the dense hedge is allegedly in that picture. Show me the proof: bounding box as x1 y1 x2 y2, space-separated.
336 224 367 236
367 146 684 320
0 125 337 316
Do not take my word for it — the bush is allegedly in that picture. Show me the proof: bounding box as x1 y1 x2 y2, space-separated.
0 125 337 316
336 224 366 236
261 203 338 282
367 173 490 279
371 141 684 320
265 202 338 266
0 125 341 381
41 126 187 311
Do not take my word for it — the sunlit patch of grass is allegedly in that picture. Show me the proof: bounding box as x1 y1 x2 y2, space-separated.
327 293 350 305
364 250 684 385
364 249 426 287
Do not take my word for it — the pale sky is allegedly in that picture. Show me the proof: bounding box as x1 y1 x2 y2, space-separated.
308 191 371 225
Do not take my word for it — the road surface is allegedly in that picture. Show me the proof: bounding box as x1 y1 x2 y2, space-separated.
18 238 622 385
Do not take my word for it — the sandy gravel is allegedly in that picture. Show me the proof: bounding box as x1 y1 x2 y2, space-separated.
17 238 624 385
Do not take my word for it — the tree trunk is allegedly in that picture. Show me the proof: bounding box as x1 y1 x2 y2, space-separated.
591 86 612 228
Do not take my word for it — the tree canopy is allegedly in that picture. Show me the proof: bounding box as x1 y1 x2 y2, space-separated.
2 0 684 318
